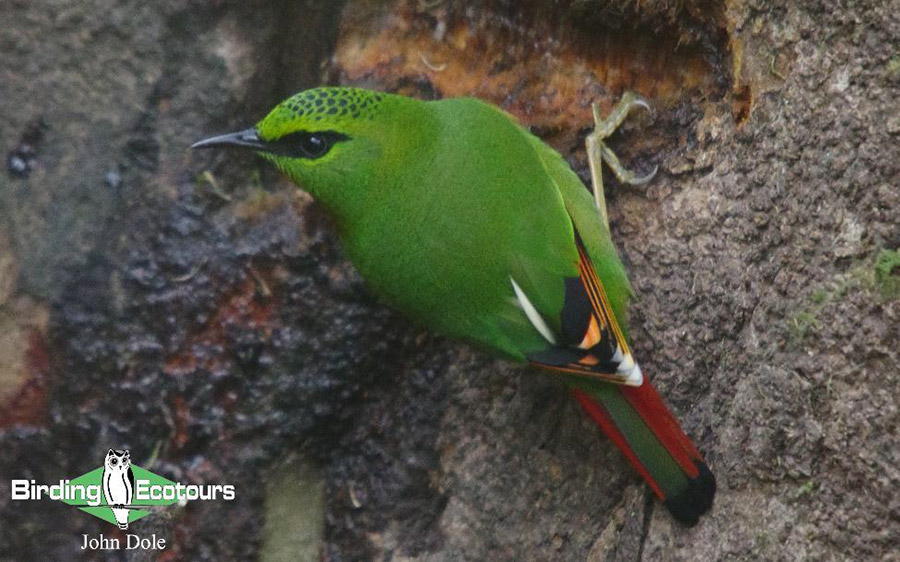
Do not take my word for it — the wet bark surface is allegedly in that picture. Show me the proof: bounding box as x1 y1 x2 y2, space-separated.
1 1 897 560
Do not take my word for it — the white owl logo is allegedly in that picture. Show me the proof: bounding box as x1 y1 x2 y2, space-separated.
102 449 135 529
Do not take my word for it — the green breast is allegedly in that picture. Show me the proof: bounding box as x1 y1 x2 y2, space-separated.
340 97 578 359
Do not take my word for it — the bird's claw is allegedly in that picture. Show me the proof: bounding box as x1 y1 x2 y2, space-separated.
585 91 657 227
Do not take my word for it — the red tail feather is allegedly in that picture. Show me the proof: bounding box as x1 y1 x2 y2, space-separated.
572 388 667 498
620 383 702 477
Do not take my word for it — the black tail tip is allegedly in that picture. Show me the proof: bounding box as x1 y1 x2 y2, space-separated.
663 461 716 526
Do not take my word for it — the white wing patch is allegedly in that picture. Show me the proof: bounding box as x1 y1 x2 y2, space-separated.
512 273 643 387
510 277 558 345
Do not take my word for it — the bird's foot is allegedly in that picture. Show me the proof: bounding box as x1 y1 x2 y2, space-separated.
585 92 658 227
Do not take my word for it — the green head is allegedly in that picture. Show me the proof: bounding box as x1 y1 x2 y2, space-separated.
192 87 430 220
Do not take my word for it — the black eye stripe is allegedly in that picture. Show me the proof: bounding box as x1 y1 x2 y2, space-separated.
267 130 349 159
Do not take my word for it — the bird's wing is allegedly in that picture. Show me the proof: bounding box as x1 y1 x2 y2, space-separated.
517 236 642 385
507 132 639 384
513 127 716 524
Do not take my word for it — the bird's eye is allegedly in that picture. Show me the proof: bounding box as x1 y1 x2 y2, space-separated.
268 130 349 160
299 134 328 158
110 458 117 465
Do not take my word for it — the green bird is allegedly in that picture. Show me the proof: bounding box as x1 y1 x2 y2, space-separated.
193 87 715 525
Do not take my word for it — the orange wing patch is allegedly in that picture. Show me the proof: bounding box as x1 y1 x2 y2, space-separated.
578 314 603 349
526 242 640 386
575 244 630 358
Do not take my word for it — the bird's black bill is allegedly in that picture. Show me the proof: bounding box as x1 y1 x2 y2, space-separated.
191 128 264 150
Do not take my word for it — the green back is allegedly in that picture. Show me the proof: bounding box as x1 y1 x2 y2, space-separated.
255 88 632 359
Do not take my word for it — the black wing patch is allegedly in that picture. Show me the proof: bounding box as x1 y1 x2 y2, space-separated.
525 237 638 385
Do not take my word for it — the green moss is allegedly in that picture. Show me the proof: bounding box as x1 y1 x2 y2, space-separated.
809 289 829 305
795 480 816 499
874 249 900 299
788 249 898 343
885 55 900 82
789 310 819 342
